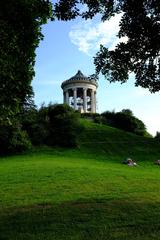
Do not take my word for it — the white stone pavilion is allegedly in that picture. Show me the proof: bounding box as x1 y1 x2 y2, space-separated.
61 70 98 113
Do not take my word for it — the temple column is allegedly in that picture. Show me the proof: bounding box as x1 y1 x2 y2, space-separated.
94 91 97 113
63 91 66 103
66 90 69 105
83 88 87 113
73 88 77 110
91 89 95 113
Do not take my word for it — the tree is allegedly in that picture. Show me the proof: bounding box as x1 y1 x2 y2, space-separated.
0 0 52 125
53 0 160 92
121 109 133 116
0 0 52 153
21 103 84 148
155 131 160 141
102 109 147 136
47 104 83 147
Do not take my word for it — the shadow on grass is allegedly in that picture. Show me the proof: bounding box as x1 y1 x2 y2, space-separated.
0 199 160 240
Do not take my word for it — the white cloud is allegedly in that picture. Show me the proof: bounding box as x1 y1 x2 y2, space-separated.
69 13 126 55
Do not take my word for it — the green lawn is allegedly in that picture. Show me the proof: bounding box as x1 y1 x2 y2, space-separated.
0 120 160 239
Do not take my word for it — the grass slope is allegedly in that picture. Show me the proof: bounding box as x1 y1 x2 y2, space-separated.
0 120 160 240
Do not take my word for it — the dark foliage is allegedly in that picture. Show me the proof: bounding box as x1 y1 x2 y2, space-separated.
101 110 116 126
21 102 49 146
47 104 83 147
1 0 158 153
0 0 52 154
0 123 31 155
53 0 160 92
155 132 160 141
81 113 102 124
102 109 147 136
21 103 84 148
0 0 52 125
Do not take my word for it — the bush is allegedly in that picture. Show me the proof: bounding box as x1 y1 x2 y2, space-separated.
47 104 83 147
81 113 102 124
9 127 32 153
101 109 147 136
115 112 146 136
155 132 160 141
21 103 84 148
101 111 116 126
0 122 31 155
21 105 49 145
94 116 102 124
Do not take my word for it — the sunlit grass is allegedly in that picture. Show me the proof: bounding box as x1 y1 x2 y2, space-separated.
0 120 160 239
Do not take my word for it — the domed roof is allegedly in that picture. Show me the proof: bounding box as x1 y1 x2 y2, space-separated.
69 70 88 81
61 70 98 89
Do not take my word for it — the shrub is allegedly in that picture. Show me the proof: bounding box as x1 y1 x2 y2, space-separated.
47 104 83 147
9 126 32 153
81 113 102 124
155 132 160 141
101 109 147 136
94 116 102 124
21 103 50 145
101 111 116 126
21 103 84 148
0 122 31 155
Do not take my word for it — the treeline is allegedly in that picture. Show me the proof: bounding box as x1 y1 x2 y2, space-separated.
0 103 153 155
0 104 83 155
82 109 149 137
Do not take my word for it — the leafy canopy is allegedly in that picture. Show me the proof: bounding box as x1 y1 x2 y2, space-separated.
53 0 160 92
102 109 147 136
0 0 52 125
0 0 52 153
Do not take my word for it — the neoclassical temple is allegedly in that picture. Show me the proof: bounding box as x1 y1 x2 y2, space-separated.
61 70 98 113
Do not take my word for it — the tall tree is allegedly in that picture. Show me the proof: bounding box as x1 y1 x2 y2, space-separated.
53 0 160 92
0 0 52 153
0 0 52 125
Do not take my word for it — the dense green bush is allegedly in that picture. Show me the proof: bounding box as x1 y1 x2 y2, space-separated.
0 122 31 155
102 109 147 136
93 116 102 124
81 113 100 118
47 104 83 147
155 132 160 141
101 111 116 126
81 113 102 124
21 104 49 145
9 126 32 153
114 112 146 136
21 103 84 148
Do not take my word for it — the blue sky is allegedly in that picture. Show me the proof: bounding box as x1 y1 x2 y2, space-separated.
32 14 160 136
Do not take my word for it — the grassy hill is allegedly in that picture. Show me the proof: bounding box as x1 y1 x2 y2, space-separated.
80 119 159 161
0 120 160 240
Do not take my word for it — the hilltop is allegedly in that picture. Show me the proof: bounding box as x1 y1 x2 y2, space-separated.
79 119 159 162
